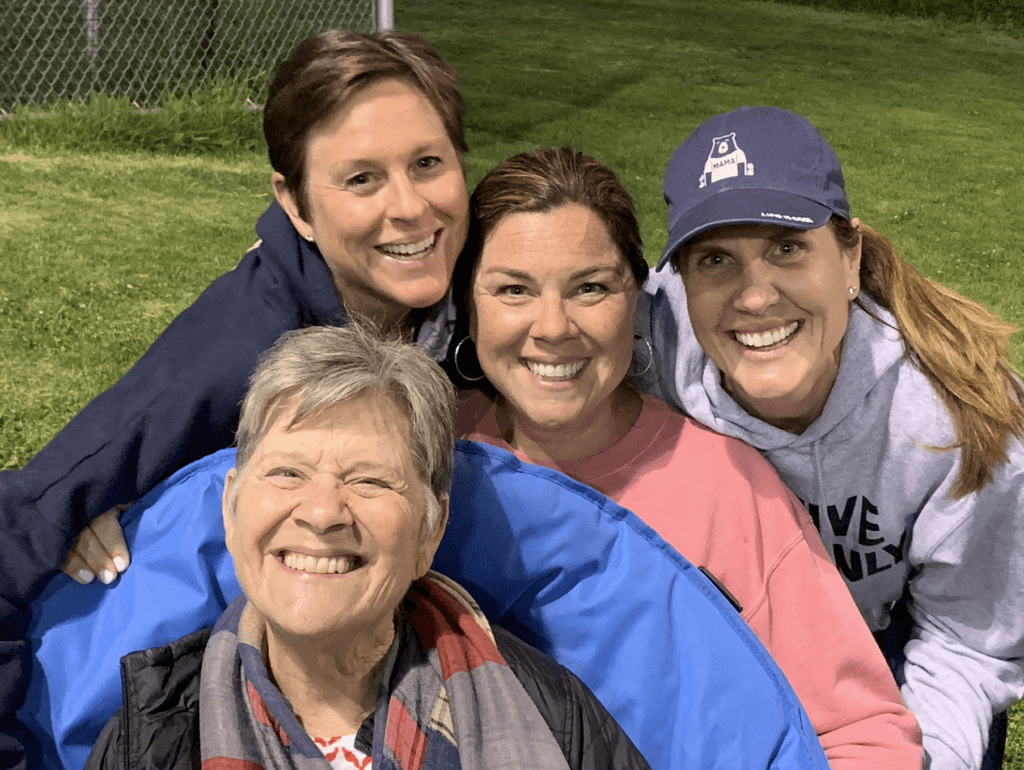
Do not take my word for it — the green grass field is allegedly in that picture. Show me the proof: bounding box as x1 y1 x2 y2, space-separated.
2 0 1023 762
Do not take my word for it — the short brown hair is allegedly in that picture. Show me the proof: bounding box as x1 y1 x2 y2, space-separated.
453 147 647 311
264 30 467 221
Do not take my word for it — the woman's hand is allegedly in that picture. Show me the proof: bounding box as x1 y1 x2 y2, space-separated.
62 504 133 584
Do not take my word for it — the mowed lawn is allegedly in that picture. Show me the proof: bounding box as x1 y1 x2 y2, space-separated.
1 0 1023 762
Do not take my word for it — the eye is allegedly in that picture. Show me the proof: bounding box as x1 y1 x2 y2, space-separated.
415 155 443 171
345 171 382 193
696 252 728 268
575 282 609 302
351 478 392 496
496 284 530 299
772 240 805 261
265 467 304 486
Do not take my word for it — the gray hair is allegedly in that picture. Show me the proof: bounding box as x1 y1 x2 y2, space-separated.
232 323 455 532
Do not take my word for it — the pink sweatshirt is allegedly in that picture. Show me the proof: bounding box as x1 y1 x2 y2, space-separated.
457 391 923 770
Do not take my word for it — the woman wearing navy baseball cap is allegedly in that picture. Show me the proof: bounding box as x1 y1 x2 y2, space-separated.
639 106 1024 770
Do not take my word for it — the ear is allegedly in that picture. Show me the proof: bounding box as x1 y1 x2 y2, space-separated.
222 468 237 553
466 276 479 343
670 249 689 285
415 493 449 580
271 172 314 241
844 218 863 298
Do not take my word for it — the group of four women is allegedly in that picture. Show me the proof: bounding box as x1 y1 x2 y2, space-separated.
2 27 1022 770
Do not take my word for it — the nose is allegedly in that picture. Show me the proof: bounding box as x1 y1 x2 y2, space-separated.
733 261 779 314
531 292 576 343
386 171 429 223
294 477 355 533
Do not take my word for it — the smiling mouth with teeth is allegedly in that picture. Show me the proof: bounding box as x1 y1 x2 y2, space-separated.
377 230 439 260
525 359 587 381
280 551 364 576
733 321 800 350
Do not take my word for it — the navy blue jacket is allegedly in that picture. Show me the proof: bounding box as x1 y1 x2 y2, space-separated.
0 202 346 770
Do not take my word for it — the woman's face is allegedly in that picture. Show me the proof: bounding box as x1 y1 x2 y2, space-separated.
274 77 469 328
470 204 639 441
677 222 861 431
222 390 445 644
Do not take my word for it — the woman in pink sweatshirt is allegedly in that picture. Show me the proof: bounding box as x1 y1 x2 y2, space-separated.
449 147 923 770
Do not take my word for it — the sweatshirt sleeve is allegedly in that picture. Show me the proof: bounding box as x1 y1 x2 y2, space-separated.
740 472 925 770
902 446 1024 770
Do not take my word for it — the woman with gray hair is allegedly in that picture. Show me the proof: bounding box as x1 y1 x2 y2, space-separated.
84 324 650 770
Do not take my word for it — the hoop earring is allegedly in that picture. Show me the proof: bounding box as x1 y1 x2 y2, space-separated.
630 334 653 377
453 337 486 382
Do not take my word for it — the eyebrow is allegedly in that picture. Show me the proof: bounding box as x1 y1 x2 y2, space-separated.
409 137 448 156
570 264 625 280
331 137 450 173
255 448 315 465
256 450 404 476
481 267 533 281
481 264 625 282
690 225 803 249
768 229 809 243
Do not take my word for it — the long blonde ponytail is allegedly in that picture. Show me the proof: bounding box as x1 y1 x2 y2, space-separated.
831 217 1024 498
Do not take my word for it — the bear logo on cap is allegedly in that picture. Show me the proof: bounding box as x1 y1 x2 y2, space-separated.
699 133 754 189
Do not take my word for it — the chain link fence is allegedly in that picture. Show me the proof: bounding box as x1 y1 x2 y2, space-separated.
1 0 383 110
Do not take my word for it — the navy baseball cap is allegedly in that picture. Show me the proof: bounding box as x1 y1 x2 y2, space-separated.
657 106 850 270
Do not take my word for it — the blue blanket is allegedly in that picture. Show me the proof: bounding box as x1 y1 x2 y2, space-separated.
23 440 827 770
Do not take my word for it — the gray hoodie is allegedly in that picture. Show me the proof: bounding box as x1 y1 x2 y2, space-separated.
637 267 1024 770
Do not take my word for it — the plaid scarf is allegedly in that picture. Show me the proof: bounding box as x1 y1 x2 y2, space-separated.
199 572 570 770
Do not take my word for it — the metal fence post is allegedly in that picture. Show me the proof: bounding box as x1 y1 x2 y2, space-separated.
378 0 394 30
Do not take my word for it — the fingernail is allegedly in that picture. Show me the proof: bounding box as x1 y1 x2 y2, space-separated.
113 556 128 572
99 569 115 585
77 569 95 584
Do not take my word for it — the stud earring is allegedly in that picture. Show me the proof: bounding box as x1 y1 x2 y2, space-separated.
849 287 856 296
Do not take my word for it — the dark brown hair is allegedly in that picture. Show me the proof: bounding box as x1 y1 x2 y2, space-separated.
452 147 647 312
831 216 1024 498
264 30 466 221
